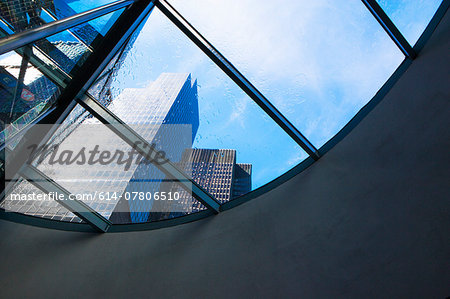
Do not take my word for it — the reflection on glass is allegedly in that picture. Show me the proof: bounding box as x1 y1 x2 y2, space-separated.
0 9 125 148
54 0 119 16
35 29 91 74
35 10 125 74
16 103 204 224
0 0 121 37
88 8 307 199
169 0 404 147
376 0 442 45
0 47 60 147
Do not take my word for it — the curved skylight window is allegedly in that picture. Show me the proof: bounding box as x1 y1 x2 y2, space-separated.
0 0 445 231
169 0 404 147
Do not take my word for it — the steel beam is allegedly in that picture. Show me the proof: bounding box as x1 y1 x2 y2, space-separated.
78 93 221 213
361 0 416 59
0 0 135 55
19 163 112 232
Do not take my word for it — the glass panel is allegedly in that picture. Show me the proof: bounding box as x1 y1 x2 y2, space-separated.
88 8 307 201
0 0 121 36
169 0 404 148
0 10 125 147
376 0 442 45
50 7 126 46
31 10 125 75
0 0 61 34
34 28 91 74
87 13 149 104
0 47 61 147
16 104 204 224
88 33 130 106
53 0 119 16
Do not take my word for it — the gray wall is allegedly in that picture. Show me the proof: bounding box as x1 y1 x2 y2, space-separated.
1 8 449 299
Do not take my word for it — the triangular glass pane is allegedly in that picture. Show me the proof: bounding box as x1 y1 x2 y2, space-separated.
376 0 442 45
34 9 126 75
169 0 405 148
86 8 307 203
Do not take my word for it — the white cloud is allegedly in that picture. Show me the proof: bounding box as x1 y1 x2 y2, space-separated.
169 0 406 146
227 96 248 127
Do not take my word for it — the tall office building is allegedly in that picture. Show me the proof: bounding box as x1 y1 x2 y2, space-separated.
186 149 251 204
109 73 200 223
2 73 199 223
151 148 252 220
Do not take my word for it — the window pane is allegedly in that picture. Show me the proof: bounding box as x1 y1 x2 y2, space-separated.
0 0 123 37
18 104 204 224
376 0 442 45
169 0 404 147
53 0 119 16
0 10 126 147
0 47 61 147
88 8 308 199
32 10 125 75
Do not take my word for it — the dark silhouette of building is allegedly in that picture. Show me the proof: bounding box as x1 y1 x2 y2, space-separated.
150 148 252 221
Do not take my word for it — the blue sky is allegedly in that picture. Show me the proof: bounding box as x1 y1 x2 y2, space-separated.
99 0 441 190
377 0 442 44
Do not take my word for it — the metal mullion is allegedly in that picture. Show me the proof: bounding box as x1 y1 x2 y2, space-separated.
361 0 416 59
152 0 320 160
0 42 68 151
41 7 94 52
24 46 71 87
18 163 112 232
0 26 71 87
0 0 135 55
2 1 155 204
9 46 31 117
78 93 221 213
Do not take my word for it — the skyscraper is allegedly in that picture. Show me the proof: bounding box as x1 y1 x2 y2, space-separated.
184 148 252 204
2 69 252 224
109 73 200 223
2 73 199 223
232 163 252 198
150 148 252 221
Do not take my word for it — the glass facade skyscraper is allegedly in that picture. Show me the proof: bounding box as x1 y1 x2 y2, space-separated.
2 73 200 223
2 71 253 224
185 148 251 204
150 148 252 221
108 73 200 223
